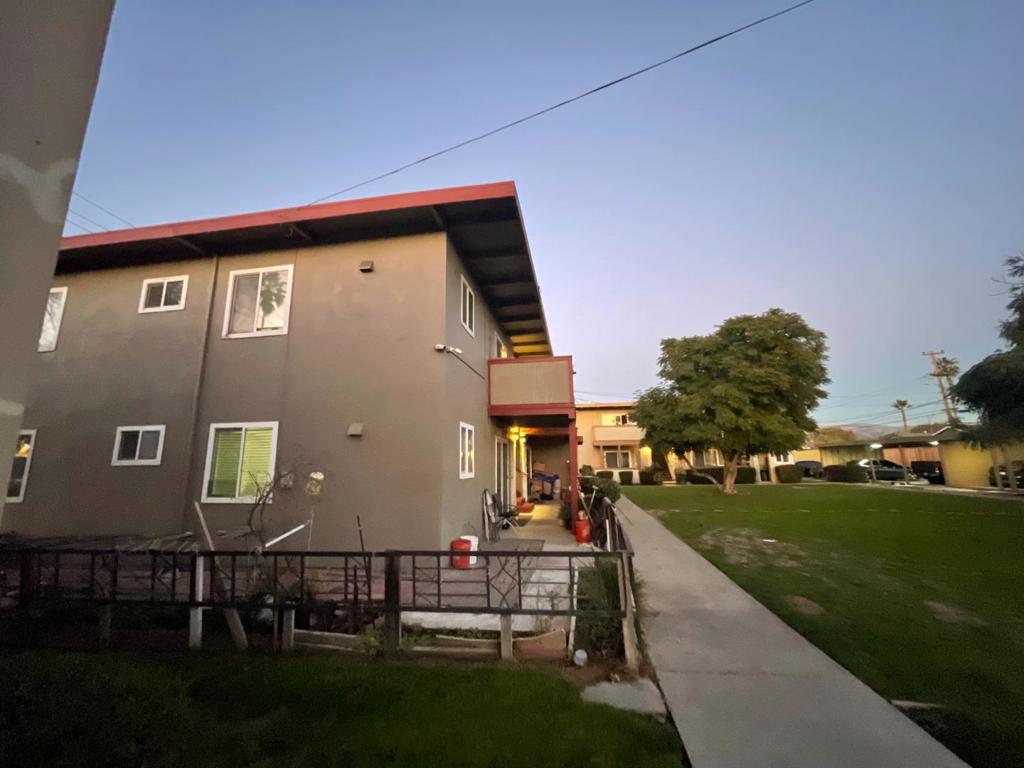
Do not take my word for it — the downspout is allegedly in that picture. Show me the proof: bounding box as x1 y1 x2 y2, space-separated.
180 254 220 530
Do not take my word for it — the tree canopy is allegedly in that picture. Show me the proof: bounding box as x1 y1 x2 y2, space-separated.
951 254 1024 446
633 309 829 493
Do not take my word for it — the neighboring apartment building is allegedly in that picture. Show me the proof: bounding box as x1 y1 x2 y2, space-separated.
2 182 578 550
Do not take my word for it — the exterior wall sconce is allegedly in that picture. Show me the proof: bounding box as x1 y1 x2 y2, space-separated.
359 260 374 273
347 422 364 437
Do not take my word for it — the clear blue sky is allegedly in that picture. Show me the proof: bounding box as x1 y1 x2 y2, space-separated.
70 1 1023 430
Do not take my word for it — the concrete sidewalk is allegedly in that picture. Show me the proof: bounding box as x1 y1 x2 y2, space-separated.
617 496 970 768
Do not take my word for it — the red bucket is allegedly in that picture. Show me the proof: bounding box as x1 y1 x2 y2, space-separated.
450 537 473 569
574 519 591 544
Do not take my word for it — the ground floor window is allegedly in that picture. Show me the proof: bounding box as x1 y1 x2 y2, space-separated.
459 422 475 479
603 445 632 469
202 421 278 502
6 430 36 503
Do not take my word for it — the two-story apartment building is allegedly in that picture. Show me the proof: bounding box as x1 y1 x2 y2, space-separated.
2 182 578 550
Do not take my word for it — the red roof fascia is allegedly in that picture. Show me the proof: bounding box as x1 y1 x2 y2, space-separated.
61 181 518 251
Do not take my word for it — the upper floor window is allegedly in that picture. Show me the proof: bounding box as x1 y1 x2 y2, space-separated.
494 334 509 359
139 276 188 313
6 430 36 503
202 421 278 503
459 422 475 479
37 287 67 352
460 275 475 337
223 265 294 338
605 413 636 426
112 425 166 466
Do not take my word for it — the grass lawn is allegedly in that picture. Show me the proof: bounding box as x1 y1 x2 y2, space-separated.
623 483 1024 768
0 651 681 768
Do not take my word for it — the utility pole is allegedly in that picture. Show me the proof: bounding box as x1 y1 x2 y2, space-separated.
923 350 957 424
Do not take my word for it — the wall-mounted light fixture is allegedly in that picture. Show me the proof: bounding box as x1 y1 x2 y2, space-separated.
434 343 463 355
359 260 374 273
347 422 364 437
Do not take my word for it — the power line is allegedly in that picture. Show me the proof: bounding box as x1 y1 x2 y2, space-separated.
71 190 135 228
67 207 109 232
64 219 92 235
307 0 820 205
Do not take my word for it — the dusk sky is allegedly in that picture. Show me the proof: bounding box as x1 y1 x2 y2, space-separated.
69 1 1023 430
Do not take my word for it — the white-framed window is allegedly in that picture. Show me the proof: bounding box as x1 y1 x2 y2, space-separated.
608 413 636 426
139 275 188 313
37 287 68 352
494 333 509 359
603 445 633 469
111 425 166 466
222 265 294 338
6 429 36 503
460 275 475 337
202 421 278 503
459 422 475 479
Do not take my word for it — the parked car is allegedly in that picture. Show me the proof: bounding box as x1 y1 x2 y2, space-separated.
988 461 1024 488
911 460 945 485
794 460 823 478
851 459 916 481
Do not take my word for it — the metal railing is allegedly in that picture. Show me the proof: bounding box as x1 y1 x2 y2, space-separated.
0 545 634 654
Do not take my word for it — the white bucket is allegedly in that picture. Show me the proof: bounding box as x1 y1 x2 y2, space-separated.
462 534 479 565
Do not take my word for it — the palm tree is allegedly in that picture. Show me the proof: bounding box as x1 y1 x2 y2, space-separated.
892 399 911 432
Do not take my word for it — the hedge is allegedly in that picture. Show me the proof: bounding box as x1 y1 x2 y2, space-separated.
675 466 756 485
775 464 804 484
823 463 868 483
638 470 660 486
618 470 634 485
595 471 614 480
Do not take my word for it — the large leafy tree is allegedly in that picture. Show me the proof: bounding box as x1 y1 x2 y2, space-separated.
634 309 829 494
951 254 1024 445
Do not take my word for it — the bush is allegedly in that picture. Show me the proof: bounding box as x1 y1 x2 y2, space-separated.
775 464 804 484
638 470 660 485
580 464 595 476
823 463 868 483
595 471 613 480
618 470 634 485
574 560 623 658
678 466 756 485
566 476 623 529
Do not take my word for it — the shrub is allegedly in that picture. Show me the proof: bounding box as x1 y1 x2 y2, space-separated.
618 470 634 485
573 560 623 658
595 471 613 480
775 464 804 484
580 464 595 476
823 463 868 483
638 470 660 485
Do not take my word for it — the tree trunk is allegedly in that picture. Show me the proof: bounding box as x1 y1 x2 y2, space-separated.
722 454 740 495
678 452 722 490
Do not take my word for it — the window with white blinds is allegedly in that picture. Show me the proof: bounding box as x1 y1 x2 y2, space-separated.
202 422 278 502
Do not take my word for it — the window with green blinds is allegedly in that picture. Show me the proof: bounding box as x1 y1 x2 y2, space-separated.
206 424 277 500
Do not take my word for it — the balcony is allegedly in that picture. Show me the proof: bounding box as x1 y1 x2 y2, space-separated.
593 424 645 444
488 356 574 417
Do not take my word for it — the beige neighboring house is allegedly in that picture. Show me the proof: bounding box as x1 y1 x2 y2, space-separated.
2 182 581 549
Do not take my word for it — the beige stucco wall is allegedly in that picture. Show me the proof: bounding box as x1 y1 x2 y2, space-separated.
819 446 869 466
531 437 569 480
489 359 571 406
939 441 1024 489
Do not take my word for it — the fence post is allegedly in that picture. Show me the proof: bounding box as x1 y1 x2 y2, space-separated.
281 607 296 651
188 553 204 650
619 551 640 672
383 552 402 652
500 613 514 661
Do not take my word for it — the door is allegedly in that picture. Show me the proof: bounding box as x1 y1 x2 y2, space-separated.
495 437 511 504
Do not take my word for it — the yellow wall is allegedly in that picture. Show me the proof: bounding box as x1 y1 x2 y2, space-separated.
939 441 1024 489
790 448 821 463
819 446 869 466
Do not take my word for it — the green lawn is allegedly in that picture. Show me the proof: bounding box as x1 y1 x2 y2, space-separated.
623 483 1024 768
0 651 681 768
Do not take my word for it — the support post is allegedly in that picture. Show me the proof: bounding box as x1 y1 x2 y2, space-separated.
383 552 401 652
97 604 112 646
281 608 296 651
499 613 514 661
990 449 1006 489
568 419 579 523
1002 447 1020 491
188 553 204 650
619 552 640 672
